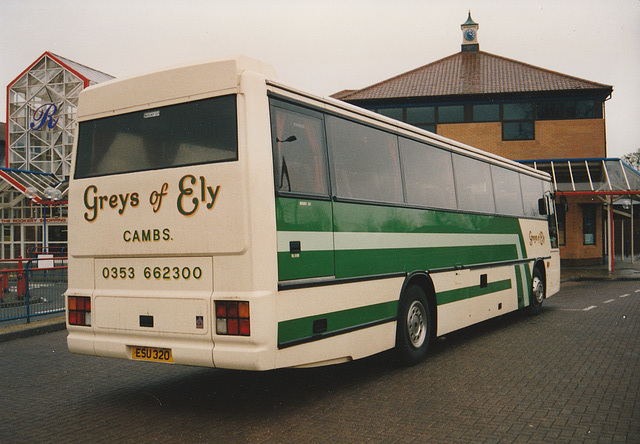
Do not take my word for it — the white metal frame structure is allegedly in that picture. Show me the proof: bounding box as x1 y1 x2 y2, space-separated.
6 52 114 178
522 158 640 271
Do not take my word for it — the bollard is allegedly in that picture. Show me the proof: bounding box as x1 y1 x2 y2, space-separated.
17 260 26 299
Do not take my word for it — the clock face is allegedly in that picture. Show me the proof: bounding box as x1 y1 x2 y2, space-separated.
464 29 476 41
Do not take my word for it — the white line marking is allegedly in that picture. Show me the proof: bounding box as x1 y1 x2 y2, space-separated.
620 294 630 298
604 299 615 304
634 289 640 293
584 305 597 311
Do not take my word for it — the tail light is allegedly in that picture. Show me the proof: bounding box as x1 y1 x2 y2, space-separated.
215 301 250 336
68 296 91 326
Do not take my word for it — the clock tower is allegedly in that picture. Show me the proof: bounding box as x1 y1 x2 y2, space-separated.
461 11 479 53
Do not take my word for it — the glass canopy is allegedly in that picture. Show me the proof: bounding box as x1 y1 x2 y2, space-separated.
519 158 640 194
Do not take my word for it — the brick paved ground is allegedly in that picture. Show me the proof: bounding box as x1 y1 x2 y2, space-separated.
0 280 638 443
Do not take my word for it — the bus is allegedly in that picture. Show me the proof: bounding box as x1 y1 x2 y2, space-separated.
66 56 560 369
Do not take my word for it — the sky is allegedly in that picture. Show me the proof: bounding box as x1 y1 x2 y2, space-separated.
2 0 639 157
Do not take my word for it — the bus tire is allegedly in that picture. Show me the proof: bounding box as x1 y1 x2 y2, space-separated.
396 284 431 366
528 267 545 316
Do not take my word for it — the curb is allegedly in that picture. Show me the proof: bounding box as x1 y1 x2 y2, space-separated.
561 275 640 283
0 320 66 343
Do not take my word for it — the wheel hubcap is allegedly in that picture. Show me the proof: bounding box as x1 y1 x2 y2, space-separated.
532 276 544 304
407 301 427 349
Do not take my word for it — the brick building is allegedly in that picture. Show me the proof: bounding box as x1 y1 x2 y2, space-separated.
334 13 638 267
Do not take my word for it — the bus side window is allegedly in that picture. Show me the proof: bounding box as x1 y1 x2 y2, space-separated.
326 116 403 204
399 138 456 209
452 154 496 213
491 165 525 216
271 106 329 196
520 174 545 217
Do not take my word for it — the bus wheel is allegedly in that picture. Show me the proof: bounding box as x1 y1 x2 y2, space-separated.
528 268 545 315
396 284 431 366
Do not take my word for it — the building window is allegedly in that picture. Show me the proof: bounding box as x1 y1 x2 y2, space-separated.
406 106 436 132
536 100 602 120
582 204 596 245
473 104 500 122
503 122 534 140
502 103 534 140
437 105 464 123
503 103 533 121
536 102 564 120
566 100 600 119
368 98 602 140
376 107 404 121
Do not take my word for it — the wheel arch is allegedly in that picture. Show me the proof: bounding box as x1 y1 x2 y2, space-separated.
400 271 438 339
533 259 547 294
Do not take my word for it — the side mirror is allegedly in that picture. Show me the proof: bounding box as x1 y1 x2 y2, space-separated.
538 198 548 216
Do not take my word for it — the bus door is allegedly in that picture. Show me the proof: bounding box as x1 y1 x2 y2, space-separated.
271 100 335 283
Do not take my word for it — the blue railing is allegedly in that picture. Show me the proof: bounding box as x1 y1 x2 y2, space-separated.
0 257 67 324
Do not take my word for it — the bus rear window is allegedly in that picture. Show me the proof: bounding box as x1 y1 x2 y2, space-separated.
74 95 238 178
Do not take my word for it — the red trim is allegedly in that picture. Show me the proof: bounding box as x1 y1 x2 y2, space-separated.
7 51 50 89
7 51 91 92
0 169 27 193
0 170 44 204
45 52 91 86
610 201 615 273
39 200 68 206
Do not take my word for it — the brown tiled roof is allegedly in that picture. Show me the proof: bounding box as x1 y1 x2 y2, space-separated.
337 51 612 101
330 89 357 100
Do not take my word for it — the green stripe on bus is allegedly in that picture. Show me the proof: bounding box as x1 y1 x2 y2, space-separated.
278 300 398 346
436 279 512 305
334 244 519 279
332 201 524 235
278 251 334 281
277 243 520 281
276 198 333 232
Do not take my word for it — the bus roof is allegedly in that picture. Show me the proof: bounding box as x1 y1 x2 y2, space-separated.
76 56 277 121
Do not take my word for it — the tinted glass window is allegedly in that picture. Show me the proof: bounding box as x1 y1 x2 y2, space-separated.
503 103 533 120
520 174 544 217
452 154 495 213
406 107 436 125
416 124 437 133
536 102 563 120
75 95 237 178
583 204 596 245
377 108 403 121
473 104 500 122
327 116 403 203
400 138 456 209
271 104 329 196
503 122 535 140
438 105 464 123
491 165 524 216
566 100 598 119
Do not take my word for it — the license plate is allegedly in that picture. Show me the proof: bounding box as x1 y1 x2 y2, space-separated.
131 346 174 363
